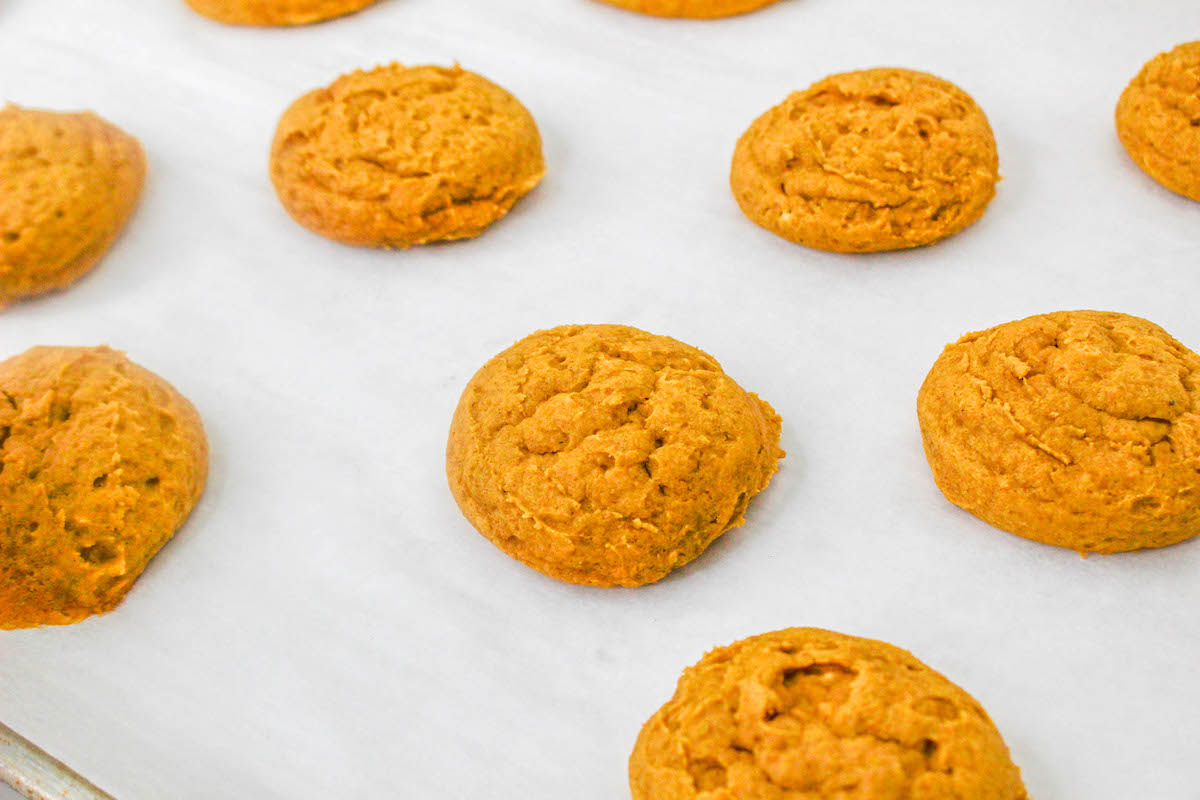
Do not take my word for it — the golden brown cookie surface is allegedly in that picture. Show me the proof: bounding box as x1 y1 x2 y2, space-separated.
270 64 545 248
0 347 208 629
446 325 783 587
630 628 1029 800
731 68 999 253
184 0 378 26
593 0 781 18
918 311 1200 554
1116 41 1200 202
0 106 145 308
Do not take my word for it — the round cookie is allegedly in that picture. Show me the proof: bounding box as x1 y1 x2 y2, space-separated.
0 106 145 308
0 346 208 629
630 628 1029 800
446 324 783 587
184 0 379 26
918 310 1200 554
270 64 545 248
1116 41 1200 202
731 68 999 253
593 0 781 19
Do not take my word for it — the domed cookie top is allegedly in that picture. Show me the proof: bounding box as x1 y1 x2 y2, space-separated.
918 310 1200 554
631 627 1029 800
446 324 783 587
593 0 781 18
1116 41 1200 202
0 106 145 308
731 68 999 253
0 346 208 628
270 64 545 248
185 0 379 26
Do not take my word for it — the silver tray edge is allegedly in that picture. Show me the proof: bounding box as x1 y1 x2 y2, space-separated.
0 722 113 800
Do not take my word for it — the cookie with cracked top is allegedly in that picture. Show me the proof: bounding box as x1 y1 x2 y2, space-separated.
270 64 545 248
0 105 145 308
731 68 999 253
0 346 208 629
1116 41 1200 202
185 0 380 26
445 324 783 587
594 0 781 18
919 310 1200 554
630 628 1029 800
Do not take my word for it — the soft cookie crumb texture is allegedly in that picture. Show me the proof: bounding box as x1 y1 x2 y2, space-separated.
0 347 208 629
731 68 999 253
185 0 379 26
1116 41 1200 202
918 310 1200 554
270 64 545 248
630 628 1029 800
593 0 782 19
0 106 145 308
446 325 784 587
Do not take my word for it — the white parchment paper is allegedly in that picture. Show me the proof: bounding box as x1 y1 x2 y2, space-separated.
1 0 1198 797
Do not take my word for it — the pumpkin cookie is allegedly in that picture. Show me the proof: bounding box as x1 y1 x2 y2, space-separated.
1116 41 1200 202
0 346 208 629
0 106 145 309
631 628 1029 800
918 311 1200 554
184 0 379 26
270 64 545 248
731 68 999 253
593 0 781 18
446 325 783 587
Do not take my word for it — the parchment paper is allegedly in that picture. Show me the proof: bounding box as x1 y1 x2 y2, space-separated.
1 0 1198 797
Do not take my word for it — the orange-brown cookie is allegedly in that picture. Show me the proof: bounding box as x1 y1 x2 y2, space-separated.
630 628 1029 800
0 106 145 309
731 68 999 253
446 325 783 587
918 311 1200 554
0 346 208 629
270 64 545 248
1116 41 1200 202
184 0 379 26
593 0 781 18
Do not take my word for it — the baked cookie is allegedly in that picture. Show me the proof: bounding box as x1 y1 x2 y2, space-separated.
270 64 545 248
1116 41 1200 202
0 346 208 629
918 310 1200 554
731 68 999 253
0 106 145 308
184 0 379 26
593 0 781 18
631 628 1029 800
446 324 783 587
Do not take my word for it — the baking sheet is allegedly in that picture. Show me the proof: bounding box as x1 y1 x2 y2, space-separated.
1 0 1199 797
